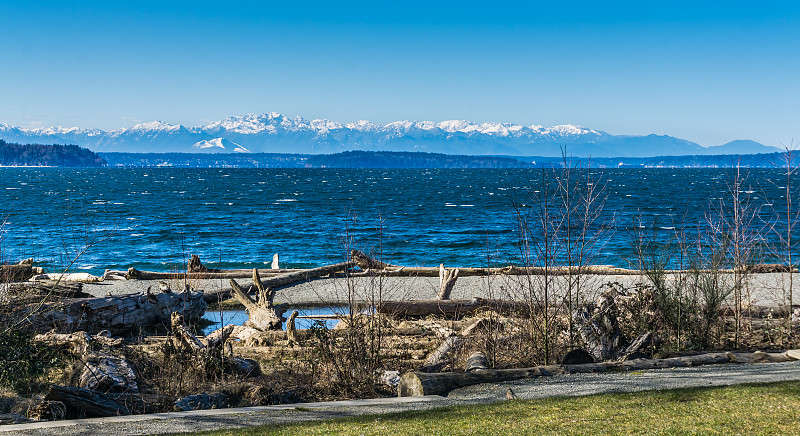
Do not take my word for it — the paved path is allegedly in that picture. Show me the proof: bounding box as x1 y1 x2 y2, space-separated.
4 361 800 435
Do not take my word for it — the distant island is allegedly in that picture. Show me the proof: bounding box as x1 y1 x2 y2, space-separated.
99 150 797 169
0 140 106 167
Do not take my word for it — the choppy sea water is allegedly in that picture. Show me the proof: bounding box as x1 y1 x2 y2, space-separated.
0 168 796 275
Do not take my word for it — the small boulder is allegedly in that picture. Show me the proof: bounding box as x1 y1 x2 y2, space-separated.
174 392 230 412
561 348 596 365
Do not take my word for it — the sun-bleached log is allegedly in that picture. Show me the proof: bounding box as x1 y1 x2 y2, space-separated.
437 264 459 300
28 290 206 335
399 351 798 396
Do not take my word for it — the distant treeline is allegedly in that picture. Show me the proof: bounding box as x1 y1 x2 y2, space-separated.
532 153 799 168
98 150 800 169
306 151 534 168
0 140 106 167
100 152 308 168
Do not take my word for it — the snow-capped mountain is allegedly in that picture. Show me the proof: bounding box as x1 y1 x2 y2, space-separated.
191 138 250 153
0 114 781 157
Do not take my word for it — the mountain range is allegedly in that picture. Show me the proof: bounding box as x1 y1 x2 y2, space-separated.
0 113 782 157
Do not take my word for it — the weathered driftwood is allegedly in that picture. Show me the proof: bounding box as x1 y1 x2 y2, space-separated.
286 310 299 345
34 331 93 354
437 264 459 300
399 351 798 396
79 354 139 393
465 351 490 372
230 269 285 330
28 290 206 335
204 261 354 303
420 318 487 372
127 267 303 281
378 298 527 318
7 280 89 298
45 386 130 417
573 286 627 362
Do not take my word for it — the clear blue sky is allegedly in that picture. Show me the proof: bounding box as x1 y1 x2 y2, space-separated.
1 1 798 146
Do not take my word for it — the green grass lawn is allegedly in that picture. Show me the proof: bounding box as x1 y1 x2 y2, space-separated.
191 381 800 435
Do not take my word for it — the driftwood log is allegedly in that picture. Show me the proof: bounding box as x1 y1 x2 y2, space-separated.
204 261 354 303
378 298 527 318
27 290 206 335
420 318 487 372
399 351 798 396
7 280 89 299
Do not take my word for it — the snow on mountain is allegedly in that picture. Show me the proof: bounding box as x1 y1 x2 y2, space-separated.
0 112 780 157
191 138 250 153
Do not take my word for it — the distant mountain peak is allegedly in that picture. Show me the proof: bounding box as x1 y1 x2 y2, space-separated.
0 112 782 157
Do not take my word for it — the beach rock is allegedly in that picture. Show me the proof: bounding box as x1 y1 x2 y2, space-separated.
229 357 261 377
173 392 230 412
561 348 596 365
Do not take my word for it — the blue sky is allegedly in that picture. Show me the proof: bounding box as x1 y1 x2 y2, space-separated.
1 1 798 146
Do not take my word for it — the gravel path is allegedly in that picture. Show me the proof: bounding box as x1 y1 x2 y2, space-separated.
84 272 800 307
4 361 800 435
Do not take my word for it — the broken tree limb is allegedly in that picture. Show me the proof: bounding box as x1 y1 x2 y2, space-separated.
378 298 528 318
399 350 798 396
229 269 285 330
437 264 459 300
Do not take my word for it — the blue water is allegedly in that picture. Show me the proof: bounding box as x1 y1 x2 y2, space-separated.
202 307 342 335
0 167 796 274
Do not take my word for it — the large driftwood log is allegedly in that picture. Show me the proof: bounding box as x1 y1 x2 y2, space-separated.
7 281 89 299
204 261 354 303
230 269 285 330
378 298 527 318
437 264 459 300
28 290 206 335
127 267 303 280
45 386 130 417
399 351 798 396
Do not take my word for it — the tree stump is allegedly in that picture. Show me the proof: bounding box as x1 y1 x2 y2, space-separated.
229 269 285 330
